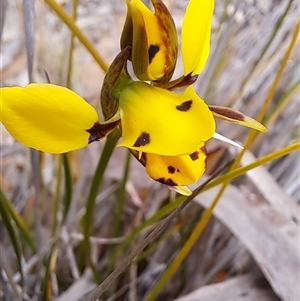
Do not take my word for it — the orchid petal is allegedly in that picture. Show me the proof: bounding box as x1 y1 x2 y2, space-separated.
209 105 267 132
144 145 207 186
119 82 215 156
0 84 99 154
121 0 177 82
182 0 214 75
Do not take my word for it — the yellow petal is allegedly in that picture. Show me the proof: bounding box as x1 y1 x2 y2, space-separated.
144 145 207 186
122 0 177 82
182 0 214 75
151 0 178 83
209 105 267 132
0 84 99 154
119 82 215 156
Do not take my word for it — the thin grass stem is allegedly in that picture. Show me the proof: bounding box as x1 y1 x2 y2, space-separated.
44 0 108 73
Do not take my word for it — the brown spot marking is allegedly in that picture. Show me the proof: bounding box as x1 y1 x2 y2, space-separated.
157 177 178 186
189 151 199 161
177 169 180 172
210 106 244 121
172 73 198 90
148 44 160 64
87 120 120 144
201 145 208 156
133 132 150 147
168 166 176 174
176 100 192 112
184 73 198 86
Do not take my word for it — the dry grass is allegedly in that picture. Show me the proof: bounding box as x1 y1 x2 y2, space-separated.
0 0 299 301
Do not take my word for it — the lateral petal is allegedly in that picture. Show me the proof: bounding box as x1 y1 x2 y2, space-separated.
0 84 99 154
209 105 267 132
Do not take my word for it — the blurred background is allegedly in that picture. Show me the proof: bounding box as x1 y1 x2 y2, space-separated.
0 0 299 300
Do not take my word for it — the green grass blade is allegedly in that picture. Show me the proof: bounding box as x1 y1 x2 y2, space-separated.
66 0 79 87
0 189 36 252
202 142 300 192
41 244 56 301
0 190 24 285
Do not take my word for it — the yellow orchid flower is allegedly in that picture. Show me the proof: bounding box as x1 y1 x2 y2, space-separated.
0 80 265 195
121 0 177 83
0 0 266 196
117 0 215 194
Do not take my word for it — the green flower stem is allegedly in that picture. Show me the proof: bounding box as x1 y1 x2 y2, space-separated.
82 130 121 266
62 153 72 223
113 150 131 237
143 142 300 301
44 0 108 73
107 150 132 274
51 156 62 236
